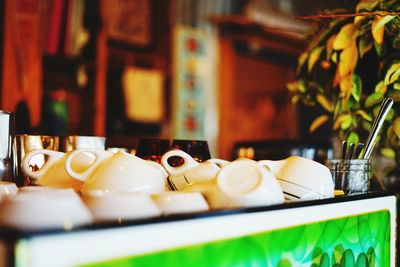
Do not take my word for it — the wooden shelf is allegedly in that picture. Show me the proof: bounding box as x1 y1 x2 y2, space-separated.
214 15 307 159
211 15 307 57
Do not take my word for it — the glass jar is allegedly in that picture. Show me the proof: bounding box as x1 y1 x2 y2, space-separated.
325 159 371 194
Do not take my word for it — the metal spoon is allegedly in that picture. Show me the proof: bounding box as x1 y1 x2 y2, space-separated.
341 140 347 160
362 98 394 159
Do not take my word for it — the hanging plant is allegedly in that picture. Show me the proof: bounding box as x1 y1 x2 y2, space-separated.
288 0 400 161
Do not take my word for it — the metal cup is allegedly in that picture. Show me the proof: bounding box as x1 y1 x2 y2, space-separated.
15 135 60 186
60 136 106 152
0 111 16 182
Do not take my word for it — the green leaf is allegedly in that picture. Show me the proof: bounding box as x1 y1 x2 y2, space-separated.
394 35 400 49
355 253 368 267
340 249 355 267
386 109 395 121
298 80 306 93
333 244 345 265
389 90 400 102
319 253 330 267
347 131 359 145
394 83 400 90
334 114 349 130
362 120 372 131
375 80 387 94
374 40 385 56
381 147 395 158
358 33 373 58
341 114 353 130
367 247 376 267
365 92 384 107
356 110 372 121
309 115 329 133
351 74 362 102
331 52 338 64
393 117 400 139
333 101 341 118
308 46 324 73
384 63 400 85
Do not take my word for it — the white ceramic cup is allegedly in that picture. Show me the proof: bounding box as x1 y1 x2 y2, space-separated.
65 149 167 195
0 189 92 230
208 158 284 209
21 149 95 191
259 156 334 200
83 191 161 222
161 149 221 191
152 191 209 215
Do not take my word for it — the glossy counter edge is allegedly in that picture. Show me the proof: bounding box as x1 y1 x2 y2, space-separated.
0 190 395 238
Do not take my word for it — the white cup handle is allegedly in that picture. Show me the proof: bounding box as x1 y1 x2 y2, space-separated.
65 149 112 181
21 149 64 180
258 159 286 176
161 149 198 176
206 158 229 168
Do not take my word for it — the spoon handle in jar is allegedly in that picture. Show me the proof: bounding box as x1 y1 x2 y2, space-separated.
353 143 364 159
363 98 393 159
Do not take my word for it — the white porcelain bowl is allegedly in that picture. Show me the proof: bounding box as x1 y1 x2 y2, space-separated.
83 191 161 222
0 190 92 230
153 192 209 215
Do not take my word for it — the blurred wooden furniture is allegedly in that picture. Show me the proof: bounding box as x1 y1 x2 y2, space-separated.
1 0 43 128
213 15 306 159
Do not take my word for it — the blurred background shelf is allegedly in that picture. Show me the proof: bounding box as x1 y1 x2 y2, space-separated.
0 0 342 158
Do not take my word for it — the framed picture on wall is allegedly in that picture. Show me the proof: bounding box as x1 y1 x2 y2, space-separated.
106 0 153 48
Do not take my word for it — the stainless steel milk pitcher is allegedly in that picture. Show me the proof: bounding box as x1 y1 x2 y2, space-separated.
0 111 16 182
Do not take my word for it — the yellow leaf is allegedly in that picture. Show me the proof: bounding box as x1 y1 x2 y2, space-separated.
298 52 308 67
316 94 334 112
372 15 395 45
340 74 353 97
339 42 358 77
354 16 365 24
309 115 329 133
356 110 372 121
308 46 324 73
291 95 300 104
333 24 355 50
333 114 349 130
297 52 308 73
287 81 298 92
326 34 336 60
